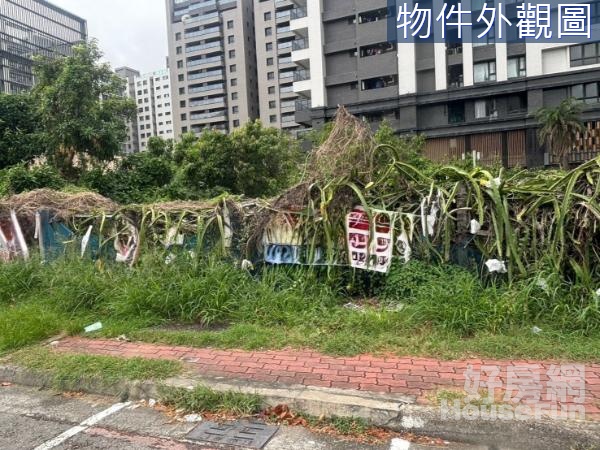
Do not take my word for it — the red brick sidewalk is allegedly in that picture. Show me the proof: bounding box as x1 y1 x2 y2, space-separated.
54 337 600 419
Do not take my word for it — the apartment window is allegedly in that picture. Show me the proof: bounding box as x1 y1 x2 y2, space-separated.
178 74 184 82
270 115 277 123
228 35 235 44
233 119 240 127
269 100 276 109
264 11 272 20
473 25 495 46
474 61 496 83
267 71 274 80
227 20 234 29
232 106 239 114
179 87 185 95
145 106 149 111
508 93 528 113
571 82 600 103
265 27 272 36
180 100 186 107
137 90 142 95
176 32 181 41
507 56 526 79
181 113 187 121
229 50 236 58
358 8 388 23
361 75 398 90
266 57 274 66
232 92 238 100
266 42 273 51
268 86 275 94
570 42 600 67
360 42 394 57
177 60 183 69
474 99 498 119
230 64 237 73
231 78 237 86
448 101 465 124
182 127 188 133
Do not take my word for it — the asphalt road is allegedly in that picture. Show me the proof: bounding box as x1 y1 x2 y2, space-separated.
0 384 478 450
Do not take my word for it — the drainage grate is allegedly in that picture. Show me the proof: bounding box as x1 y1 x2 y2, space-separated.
186 420 279 449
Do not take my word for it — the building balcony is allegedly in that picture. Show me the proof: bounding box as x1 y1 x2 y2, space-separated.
182 11 221 27
280 84 297 98
294 68 310 82
184 26 221 40
293 79 311 95
190 109 228 124
187 55 224 69
185 41 223 55
187 69 224 82
189 96 226 109
187 82 225 95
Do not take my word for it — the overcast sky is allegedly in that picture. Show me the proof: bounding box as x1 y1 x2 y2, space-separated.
49 0 168 74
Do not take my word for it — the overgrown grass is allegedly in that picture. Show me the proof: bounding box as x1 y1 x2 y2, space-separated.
159 385 263 416
0 254 598 361
6 346 182 390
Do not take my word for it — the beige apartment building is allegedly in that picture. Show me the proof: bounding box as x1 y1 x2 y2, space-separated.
165 0 259 136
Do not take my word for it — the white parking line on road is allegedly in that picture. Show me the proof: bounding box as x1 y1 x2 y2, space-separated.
33 401 131 450
390 438 411 450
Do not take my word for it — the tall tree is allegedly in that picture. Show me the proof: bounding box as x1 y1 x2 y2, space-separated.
229 120 300 197
32 40 135 178
0 93 48 169
536 98 585 170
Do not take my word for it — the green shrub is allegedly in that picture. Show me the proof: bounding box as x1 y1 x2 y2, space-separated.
0 163 65 196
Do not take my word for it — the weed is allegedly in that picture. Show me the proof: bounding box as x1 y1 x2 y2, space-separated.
158 385 263 416
0 253 599 361
6 346 181 390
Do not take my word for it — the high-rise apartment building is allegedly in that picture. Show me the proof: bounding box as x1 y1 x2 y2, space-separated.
115 66 141 154
134 69 175 150
253 0 303 132
292 0 600 167
0 0 87 93
165 0 259 137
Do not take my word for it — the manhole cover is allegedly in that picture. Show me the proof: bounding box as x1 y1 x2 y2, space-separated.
187 420 279 449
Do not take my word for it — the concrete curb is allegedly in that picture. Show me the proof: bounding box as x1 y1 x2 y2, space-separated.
1 364 599 450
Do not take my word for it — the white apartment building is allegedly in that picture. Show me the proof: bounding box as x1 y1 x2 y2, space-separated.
134 68 175 150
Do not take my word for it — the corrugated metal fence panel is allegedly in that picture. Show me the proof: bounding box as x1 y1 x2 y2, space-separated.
507 130 526 168
471 133 502 167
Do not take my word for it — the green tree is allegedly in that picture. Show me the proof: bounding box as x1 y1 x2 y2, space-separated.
32 40 135 178
229 120 300 197
536 98 585 170
172 122 300 198
147 136 174 158
0 93 48 169
82 150 174 204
